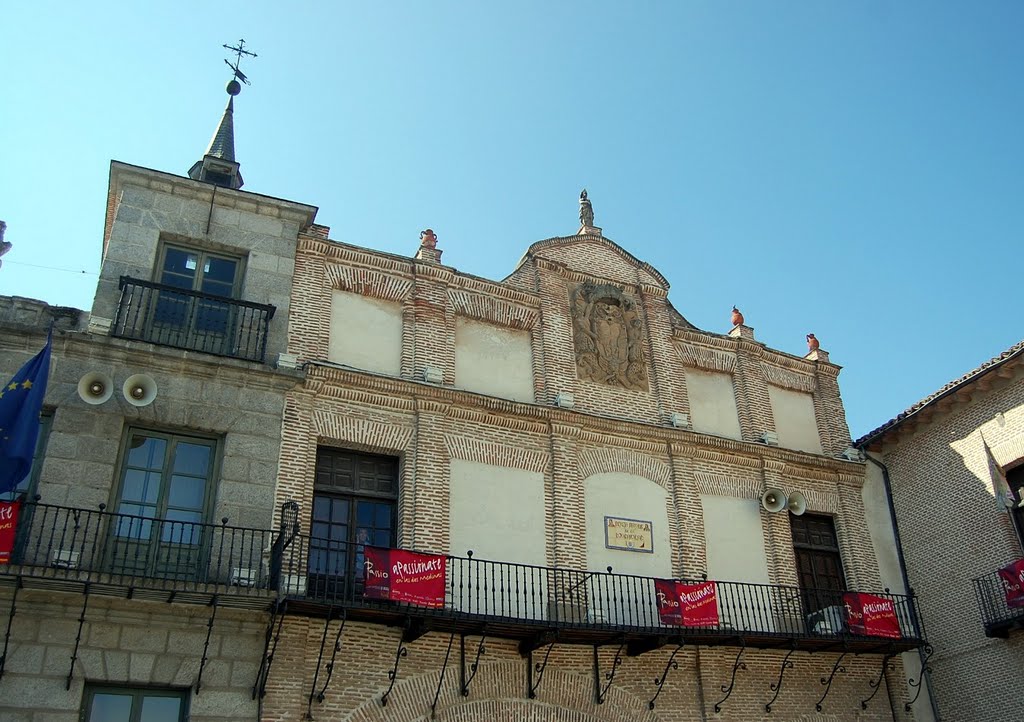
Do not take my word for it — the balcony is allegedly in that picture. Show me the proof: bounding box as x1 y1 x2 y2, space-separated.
974 564 1024 637
0 502 928 655
111 276 275 363
0 501 274 609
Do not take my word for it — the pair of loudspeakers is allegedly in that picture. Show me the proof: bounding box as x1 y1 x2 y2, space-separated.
77 372 158 407
761 488 807 516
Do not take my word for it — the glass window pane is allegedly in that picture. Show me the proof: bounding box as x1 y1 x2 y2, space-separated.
329 524 348 542
172 443 211 476
161 511 202 544
121 470 162 503
313 496 330 521
126 436 166 470
167 475 205 511
312 522 329 540
202 256 237 286
356 502 374 525
140 695 182 722
88 692 133 722
375 505 391 527
374 530 390 547
331 500 349 523
163 248 198 277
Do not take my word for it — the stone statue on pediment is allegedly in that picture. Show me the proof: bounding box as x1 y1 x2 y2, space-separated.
570 282 648 391
579 189 595 229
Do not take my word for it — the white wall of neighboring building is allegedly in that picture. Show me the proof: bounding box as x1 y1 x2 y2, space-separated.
328 291 403 374
686 369 742 439
454 317 535 402
768 385 823 454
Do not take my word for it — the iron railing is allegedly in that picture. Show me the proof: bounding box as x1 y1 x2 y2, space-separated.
2 501 273 599
1 502 927 646
973 565 1024 637
111 276 275 363
279 534 927 645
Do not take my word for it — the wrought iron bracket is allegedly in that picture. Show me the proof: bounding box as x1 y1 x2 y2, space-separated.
815 651 848 712
381 632 409 707
594 640 626 705
253 599 287 700
306 608 346 718
905 643 934 712
527 638 557 699
861 651 896 710
713 640 747 713
66 584 91 691
459 630 487 697
0 577 21 682
765 644 797 713
194 595 220 695
315 610 347 706
648 641 685 710
431 632 456 719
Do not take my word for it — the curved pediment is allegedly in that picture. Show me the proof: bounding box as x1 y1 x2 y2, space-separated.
508 232 670 292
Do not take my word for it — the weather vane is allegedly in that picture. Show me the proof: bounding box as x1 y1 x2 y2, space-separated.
223 39 257 86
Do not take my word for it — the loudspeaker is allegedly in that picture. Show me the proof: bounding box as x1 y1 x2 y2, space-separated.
787 491 807 516
122 374 158 407
761 488 787 513
77 372 113 405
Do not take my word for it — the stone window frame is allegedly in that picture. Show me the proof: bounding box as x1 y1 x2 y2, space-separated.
80 683 189 722
153 238 247 300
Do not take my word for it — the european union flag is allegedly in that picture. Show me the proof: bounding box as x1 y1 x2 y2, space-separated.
0 331 52 494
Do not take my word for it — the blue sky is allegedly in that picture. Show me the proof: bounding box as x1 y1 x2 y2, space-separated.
2 2 1022 439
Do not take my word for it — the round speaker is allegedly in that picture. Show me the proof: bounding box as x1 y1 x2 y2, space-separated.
761 488 787 514
122 374 158 407
77 372 113 405
788 491 807 516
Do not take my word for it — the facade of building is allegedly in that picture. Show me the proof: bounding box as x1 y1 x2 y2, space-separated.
857 341 1024 721
0 81 934 722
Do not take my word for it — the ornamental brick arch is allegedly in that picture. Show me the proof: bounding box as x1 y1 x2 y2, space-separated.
578 447 672 491
342 660 671 722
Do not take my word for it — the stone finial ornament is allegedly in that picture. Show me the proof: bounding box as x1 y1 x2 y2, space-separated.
0 221 10 270
579 189 595 229
419 229 437 249
807 333 820 352
731 306 744 327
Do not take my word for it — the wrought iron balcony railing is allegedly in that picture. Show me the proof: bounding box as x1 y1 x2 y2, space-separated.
1 501 273 608
111 276 275 363
973 565 1024 637
1 501 928 652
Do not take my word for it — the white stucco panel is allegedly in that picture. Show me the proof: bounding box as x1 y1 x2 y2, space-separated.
328 291 403 375
454 317 535 402
685 369 742 439
768 385 823 454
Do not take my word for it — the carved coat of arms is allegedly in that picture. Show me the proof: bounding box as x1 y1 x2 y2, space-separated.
570 283 648 391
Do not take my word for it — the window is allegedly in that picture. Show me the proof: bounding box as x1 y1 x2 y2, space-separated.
791 514 847 624
109 429 218 580
1 410 51 502
152 244 242 354
308 449 398 599
82 685 187 722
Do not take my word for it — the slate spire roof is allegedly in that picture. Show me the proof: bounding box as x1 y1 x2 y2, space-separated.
205 94 237 162
187 80 244 190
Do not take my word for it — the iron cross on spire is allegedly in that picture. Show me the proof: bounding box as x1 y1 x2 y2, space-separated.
223 39 257 85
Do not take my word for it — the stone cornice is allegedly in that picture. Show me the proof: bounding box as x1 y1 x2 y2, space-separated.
519 233 671 290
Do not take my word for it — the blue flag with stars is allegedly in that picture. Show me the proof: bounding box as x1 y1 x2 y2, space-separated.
0 331 52 494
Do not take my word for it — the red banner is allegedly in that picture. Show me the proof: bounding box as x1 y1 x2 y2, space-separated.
655 579 720 627
363 547 447 608
997 559 1024 609
844 592 901 639
0 501 21 564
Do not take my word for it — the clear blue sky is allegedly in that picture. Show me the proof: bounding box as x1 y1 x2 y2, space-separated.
2 2 1022 439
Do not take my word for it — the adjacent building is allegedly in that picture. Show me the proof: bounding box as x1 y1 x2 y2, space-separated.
0 78 933 721
857 340 1024 721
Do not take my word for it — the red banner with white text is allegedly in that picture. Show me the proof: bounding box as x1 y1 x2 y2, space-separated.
843 592 901 639
997 559 1024 609
655 579 720 627
0 501 21 564
363 547 447 608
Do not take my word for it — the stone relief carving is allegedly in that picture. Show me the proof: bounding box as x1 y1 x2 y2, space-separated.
570 282 648 390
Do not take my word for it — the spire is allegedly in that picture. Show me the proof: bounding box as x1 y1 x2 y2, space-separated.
188 39 256 190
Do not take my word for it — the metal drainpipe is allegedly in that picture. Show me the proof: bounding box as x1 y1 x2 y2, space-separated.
864 452 941 722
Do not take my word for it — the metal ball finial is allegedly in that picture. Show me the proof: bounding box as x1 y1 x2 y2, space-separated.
226 79 242 96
